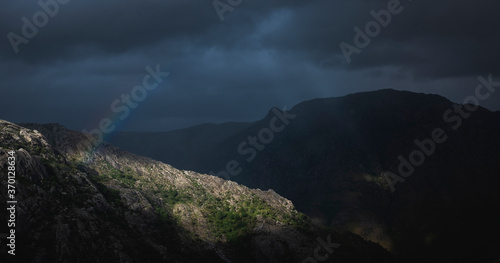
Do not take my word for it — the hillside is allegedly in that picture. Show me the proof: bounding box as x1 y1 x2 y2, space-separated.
109 89 500 262
0 120 394 262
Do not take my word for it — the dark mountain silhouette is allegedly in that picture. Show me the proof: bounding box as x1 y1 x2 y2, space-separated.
111 122 251 170
110 89 500 262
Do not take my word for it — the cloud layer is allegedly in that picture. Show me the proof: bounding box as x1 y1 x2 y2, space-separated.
1 0 499 131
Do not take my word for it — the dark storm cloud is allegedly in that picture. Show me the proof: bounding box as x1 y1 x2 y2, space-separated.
244 0 500 78
0 0 499 131
1 0 217 61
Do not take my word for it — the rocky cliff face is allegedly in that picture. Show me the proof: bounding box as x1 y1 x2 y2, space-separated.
0 120 393 263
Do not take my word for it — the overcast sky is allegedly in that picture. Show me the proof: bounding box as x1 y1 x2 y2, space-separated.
1 0 499 132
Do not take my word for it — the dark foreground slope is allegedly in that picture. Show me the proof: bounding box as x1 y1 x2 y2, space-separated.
0 120 394 263
110 89 500 262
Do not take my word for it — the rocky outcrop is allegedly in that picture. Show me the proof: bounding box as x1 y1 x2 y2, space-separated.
0 120 394 262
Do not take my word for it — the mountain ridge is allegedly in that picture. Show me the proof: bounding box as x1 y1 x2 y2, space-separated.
108 89 500 262
1 119 394 262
